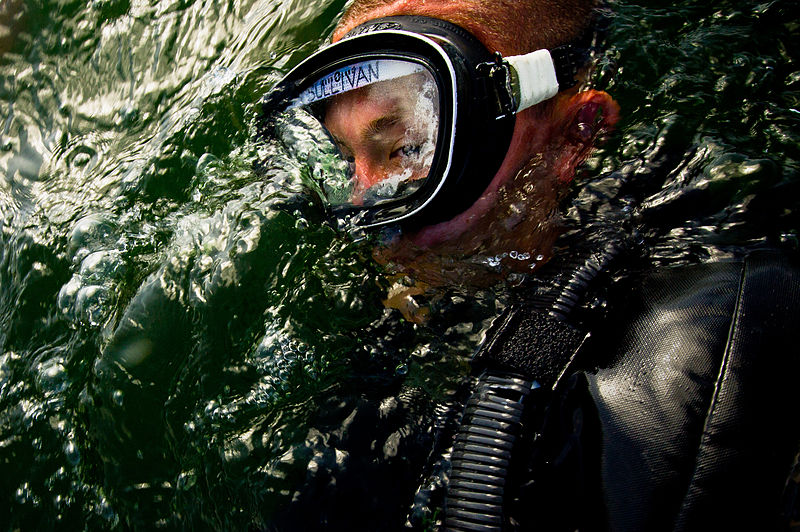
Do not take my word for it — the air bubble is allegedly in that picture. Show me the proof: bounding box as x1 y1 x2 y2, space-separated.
411 344 431 359
37 358 67 393
72 152 92 167
64 440 81 465
112 389 124 406
15 483 32 504
57 276 82 315
75 285 112 326
196 153 220 174
68 215 114 257
79 250 124 282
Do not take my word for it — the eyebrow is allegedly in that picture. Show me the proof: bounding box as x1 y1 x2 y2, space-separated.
328 113 404 154
365 115 402 139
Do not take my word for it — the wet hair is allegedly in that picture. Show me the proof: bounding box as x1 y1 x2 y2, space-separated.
335 0 598 55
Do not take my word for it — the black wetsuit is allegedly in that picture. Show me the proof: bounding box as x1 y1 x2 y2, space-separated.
495 248 800 531
264 248 800 531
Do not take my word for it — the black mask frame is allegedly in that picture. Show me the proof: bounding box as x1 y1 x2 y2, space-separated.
260 16 586 229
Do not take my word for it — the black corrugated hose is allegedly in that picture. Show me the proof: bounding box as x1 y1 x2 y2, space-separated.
443 243 620 531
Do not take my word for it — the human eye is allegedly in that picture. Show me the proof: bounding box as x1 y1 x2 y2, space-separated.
390 143 421 159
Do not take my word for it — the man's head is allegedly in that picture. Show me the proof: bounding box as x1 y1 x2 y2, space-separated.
328 0 619 288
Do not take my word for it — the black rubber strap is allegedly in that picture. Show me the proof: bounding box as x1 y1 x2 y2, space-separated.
550 45 591 89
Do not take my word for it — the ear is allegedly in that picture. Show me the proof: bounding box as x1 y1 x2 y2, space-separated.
553 89 620 147
545 90 620 184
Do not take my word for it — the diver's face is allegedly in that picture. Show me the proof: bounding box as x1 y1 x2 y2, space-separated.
323 74 438 203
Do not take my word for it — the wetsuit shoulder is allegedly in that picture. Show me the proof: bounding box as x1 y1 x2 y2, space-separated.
581 249 800 530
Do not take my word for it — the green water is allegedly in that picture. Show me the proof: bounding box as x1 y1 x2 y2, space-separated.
1 0 798 529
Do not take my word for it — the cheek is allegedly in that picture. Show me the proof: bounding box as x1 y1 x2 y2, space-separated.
511 111 552 153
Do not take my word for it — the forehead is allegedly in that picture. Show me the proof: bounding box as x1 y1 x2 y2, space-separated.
324 73 435 133
323 85 403 128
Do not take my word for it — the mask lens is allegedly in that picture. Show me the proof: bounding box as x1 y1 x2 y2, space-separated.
275 59 441 209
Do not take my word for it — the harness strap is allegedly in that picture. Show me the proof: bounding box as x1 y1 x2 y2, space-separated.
472 306 588 390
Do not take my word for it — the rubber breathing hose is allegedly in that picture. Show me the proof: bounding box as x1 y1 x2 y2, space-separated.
443 242 620 531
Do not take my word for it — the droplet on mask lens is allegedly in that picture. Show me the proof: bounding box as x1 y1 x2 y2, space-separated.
322 176 354 204
276 108 353 205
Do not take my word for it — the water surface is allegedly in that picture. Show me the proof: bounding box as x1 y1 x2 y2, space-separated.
1 0 798 529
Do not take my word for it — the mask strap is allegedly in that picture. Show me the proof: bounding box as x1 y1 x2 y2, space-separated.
506 44 590 112
506 50 559 112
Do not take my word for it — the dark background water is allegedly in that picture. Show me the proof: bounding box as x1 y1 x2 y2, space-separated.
1 0 798 529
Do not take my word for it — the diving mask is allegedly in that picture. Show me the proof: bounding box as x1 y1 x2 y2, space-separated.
260 15 587 229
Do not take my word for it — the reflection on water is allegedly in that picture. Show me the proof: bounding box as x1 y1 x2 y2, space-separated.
1 0 798 529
